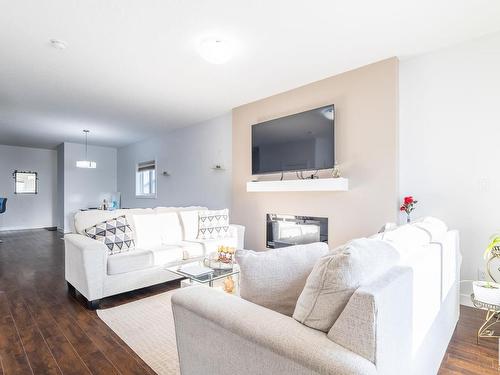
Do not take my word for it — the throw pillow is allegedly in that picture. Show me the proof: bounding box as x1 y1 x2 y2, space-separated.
157 212 183 245
293 238 399 332
132 214 163 249
84 215 135 255
235 242 329 316
412 217 448 242
197 209 230 240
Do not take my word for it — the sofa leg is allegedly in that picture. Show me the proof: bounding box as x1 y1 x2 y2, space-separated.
87 299 100 310
67 282 77 297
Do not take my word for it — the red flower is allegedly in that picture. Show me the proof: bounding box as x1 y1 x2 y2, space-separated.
400 206 405 211
404 196 413 204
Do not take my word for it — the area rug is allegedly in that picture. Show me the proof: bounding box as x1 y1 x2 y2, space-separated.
97 290 180 375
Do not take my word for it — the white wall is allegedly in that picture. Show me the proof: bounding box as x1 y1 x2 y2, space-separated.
400 32 500 301
62 142 117 232
0 145 57 230
117 114 232 210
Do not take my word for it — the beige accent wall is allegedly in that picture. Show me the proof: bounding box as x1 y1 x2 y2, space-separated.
232 57 399 250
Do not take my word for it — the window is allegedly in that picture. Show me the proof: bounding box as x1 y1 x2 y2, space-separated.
14 171 38 194
136 160 156 198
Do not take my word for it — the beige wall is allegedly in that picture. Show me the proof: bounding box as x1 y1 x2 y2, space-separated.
232 58 399 250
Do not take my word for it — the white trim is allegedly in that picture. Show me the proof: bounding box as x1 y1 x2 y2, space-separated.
0 224 56 232
460 293 474 307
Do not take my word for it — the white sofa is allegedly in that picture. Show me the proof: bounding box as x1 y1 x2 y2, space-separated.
172 218 461 375
64 206 244 308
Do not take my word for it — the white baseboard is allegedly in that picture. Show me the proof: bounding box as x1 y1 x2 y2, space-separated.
460 293 473 307
0 224 56 232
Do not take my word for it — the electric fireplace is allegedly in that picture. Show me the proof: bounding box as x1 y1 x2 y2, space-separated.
266 214 328 248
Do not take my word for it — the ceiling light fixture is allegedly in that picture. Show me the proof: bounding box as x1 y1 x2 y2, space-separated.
76 130 97 169
50 39 67 50
198 37 233 64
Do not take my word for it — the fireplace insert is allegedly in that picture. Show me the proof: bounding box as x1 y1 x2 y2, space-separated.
266 214 328 248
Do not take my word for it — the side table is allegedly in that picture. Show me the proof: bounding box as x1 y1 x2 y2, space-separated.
471 293 500 344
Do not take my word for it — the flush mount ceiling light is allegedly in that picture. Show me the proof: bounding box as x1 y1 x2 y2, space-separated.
76 130 97 169
198 37 233 64
50 39 67 50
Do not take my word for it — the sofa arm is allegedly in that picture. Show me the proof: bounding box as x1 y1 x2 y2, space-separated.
229 224 245 249
171 287 376 375
64 234 108 301
328 266 413 375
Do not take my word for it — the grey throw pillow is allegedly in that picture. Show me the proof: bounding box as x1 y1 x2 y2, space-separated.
293 238 399 332
235 242 329 316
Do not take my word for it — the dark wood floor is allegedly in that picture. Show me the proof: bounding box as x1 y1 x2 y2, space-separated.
0 229 498 374
0 229 178 374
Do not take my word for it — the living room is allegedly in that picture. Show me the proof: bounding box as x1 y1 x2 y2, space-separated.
1 1 500 374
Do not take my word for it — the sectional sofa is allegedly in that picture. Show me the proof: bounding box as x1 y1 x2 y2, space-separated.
64 206 244 308
172 218 461 375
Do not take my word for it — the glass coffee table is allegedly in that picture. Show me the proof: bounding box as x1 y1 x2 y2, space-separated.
167 261 240 293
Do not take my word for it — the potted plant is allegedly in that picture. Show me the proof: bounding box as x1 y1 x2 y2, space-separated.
483 233 500 260
473 281 500 305
400 196 418 223
473 234 500 305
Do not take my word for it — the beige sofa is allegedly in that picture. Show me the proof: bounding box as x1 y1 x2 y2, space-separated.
64 206 244 308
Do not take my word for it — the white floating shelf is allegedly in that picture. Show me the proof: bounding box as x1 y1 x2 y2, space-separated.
246 177 349 192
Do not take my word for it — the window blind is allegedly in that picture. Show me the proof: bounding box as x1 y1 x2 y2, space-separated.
137 160 155 172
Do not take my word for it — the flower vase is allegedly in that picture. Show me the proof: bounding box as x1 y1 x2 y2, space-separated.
406 214 411 223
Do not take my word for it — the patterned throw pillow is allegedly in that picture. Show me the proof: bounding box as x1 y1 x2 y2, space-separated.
197 209 230 240
84 215 135 255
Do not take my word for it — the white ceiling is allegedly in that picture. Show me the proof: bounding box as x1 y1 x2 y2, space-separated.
1 0 500 149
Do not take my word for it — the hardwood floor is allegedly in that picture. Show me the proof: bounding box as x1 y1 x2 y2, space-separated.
0 229 498 374
0 229 178 375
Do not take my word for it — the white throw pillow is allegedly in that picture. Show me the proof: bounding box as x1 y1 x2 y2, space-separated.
179 210 200 241
235 242 329 316
197 209 230 240
380 223 430 247
293 238 400 332
412 217 448 242
132 214 162 249
157 212 183 244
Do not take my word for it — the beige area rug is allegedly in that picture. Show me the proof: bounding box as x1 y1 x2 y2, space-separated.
97 290 180 375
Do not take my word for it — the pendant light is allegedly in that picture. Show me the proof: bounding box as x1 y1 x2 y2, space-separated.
76 130 97 168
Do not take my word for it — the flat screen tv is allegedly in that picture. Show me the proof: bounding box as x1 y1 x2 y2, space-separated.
251 104 335 175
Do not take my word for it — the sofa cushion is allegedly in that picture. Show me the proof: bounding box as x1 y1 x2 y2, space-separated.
178 241 205 260
179 210 201 241
235 242 329 316
293 238 400 332
187 236 239 257
74 208 154 235
133 214 163 248
197 209 230 240
84 215 135 255
151 245 184 265
379 223 430 247
107 249 153 275
412 217 448 242
157 212 183 244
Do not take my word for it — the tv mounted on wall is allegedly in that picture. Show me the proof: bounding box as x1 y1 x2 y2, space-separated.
251 105 335 175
